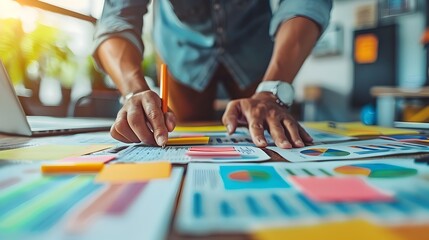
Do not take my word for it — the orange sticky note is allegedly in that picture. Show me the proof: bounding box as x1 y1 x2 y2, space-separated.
95 162 172 183
167 137 209 146
252 219 402 240
290 176 393 202
41 162 104 174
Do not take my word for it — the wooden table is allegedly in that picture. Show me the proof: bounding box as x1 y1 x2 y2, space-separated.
1 132 429 240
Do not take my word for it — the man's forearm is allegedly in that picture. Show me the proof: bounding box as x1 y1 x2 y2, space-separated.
96 37 149 95
263 17 321 83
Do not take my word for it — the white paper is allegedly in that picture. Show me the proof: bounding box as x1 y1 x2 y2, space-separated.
115 145 270 163
0 164 183 240
268 139 429 162
304 128 356 143
207 127 354 147
176 160 429 234
0 132 120 151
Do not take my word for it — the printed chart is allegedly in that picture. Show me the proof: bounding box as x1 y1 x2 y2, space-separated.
304 128 355 143
116 146 270 163
206 128 354 146
177 160 429 234
219 166 291 190
335 163 418 178
300 148 350 157
268 139 429 162
209 136 259 146
0 164 183 240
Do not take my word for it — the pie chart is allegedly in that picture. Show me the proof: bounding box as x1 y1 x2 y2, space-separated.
334 163 418 178
301 148 350 157
228 170 271 182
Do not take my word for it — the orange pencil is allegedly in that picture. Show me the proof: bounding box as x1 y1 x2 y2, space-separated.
160 64 169 113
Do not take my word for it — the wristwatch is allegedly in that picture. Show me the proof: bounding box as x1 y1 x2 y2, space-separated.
255 81 295 108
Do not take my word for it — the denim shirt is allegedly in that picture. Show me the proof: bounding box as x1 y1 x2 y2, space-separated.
93 0 332 92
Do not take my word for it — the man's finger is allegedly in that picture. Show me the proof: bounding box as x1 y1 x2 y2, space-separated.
126 104 156 145
111 130 131 143
113 111 140 143
222 100 240 134
110 124 133 143
248 120 267 147
241 102 267 147
165 111 176 132
140 92 168 146
298 124 314 144
267 117 291 149
282 118 304 147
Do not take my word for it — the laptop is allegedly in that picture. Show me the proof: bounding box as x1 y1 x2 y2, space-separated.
0 61 115 136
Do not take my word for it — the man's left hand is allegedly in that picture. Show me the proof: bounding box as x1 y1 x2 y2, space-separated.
222 92 313 148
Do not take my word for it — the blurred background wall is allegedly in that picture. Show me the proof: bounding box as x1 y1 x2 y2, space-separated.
0 0 427 122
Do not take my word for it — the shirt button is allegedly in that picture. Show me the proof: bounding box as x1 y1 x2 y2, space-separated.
217 27 224 33
213 3 220 10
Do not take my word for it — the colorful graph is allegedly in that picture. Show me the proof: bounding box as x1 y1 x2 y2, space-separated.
334 163 418 178
0 176 99 234
382 135 429 142
300 148 350 157
219 165 290 190
0 175 145 234
188 189 429 229
351 142 429 155
229 170 270 182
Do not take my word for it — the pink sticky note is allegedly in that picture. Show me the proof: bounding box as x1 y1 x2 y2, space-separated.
289 176 394 202
189 147 236 152
186 151 241 157
60 155 116 164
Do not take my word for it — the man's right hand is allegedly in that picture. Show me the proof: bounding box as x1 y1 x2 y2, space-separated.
110 90 176 146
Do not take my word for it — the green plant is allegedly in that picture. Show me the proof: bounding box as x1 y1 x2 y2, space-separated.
0 19 26 85
0 18 76 88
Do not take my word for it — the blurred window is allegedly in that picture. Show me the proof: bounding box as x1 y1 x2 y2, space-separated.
0 0 104 106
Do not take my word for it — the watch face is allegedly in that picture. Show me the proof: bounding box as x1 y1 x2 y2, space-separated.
277 82 294 106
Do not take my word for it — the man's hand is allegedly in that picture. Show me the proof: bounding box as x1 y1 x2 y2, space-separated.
110 90 176 146
222 92 313 149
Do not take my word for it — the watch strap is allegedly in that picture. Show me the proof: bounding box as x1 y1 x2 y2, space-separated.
256 81 294 108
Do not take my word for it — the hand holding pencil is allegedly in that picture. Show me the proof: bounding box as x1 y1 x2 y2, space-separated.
110 64 176 146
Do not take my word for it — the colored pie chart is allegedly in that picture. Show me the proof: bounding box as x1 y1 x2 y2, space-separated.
301 148 350 157
228 170 271 182
334 163 418 178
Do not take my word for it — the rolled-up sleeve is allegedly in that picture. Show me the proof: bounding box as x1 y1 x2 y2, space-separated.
92 0 150 71
270 0 333 38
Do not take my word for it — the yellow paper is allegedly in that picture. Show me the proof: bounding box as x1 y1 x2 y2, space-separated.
174 125 227 133
252 219 402 240
95 162 172 183
0 144 113 161
304 121 419 137
167 136 210 146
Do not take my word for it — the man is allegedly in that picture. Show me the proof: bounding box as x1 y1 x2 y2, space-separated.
93 0 332 148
